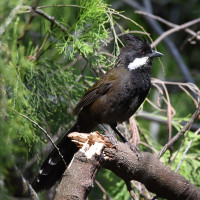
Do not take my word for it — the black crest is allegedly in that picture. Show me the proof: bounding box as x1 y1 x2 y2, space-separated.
123 34 147 43
121 34 151 53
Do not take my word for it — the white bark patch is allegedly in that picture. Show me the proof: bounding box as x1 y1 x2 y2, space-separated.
68 131 113 160
80 142 104 159
128 56 148 70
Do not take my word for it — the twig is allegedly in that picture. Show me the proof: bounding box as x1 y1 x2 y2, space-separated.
130 181 152 200
99 51 117 58
125 181 139 200
136 10 176 27
136 111 200 132
161 82 173 144
19 113 66 166
32 7 68 34
151 78 200 106
135 10 200 40
53 55 83 74
37 4 84 9
129 116 140 146
108 8 151 42
179 85 198 107
18 0 40 41
139 141 157 154
151 18 200 47
169 133 188 167
29 23 53 61
157 104 200 159
95 180 113 200
175 128 200 172
146 98 166 112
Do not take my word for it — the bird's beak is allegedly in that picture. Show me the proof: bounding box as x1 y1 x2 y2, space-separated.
150 50 163 58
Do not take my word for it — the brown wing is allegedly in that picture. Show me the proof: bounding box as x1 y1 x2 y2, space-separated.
72 82 112 115
72 69 119 115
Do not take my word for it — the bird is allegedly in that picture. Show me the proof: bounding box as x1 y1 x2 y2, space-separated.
32 34 163 192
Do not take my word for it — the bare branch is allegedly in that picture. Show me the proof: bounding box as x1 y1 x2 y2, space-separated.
104 143 200 200
157 104 200 159
37 4 84 9
135 10 200 40
151 18 200 47
146 98 166 112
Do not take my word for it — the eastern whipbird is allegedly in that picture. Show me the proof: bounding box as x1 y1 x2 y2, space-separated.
32 34 163 192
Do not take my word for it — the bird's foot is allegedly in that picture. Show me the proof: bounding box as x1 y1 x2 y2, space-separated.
98 124 117 147
125 141 141 158
106 133 117 147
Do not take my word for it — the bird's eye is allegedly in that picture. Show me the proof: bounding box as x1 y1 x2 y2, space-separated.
138 49 144 54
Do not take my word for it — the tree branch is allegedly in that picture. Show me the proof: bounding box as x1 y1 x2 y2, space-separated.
5 165 39 200
55 132 200 200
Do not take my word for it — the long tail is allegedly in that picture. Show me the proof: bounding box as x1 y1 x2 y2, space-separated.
32 122 79 192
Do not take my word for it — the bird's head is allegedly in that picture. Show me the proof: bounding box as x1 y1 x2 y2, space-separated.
119 34 163 71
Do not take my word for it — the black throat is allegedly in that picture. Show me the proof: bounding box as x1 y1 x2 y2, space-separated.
129 63 152 91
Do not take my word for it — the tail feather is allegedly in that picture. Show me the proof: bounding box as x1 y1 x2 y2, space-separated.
32 122 79 192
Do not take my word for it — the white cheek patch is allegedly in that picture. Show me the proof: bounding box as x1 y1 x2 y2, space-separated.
128 57 149 70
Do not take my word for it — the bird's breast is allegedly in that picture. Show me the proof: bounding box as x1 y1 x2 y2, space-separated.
90 70 151 124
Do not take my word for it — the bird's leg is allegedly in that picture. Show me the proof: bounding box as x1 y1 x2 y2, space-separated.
110 125 140 158
98 124 117 146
